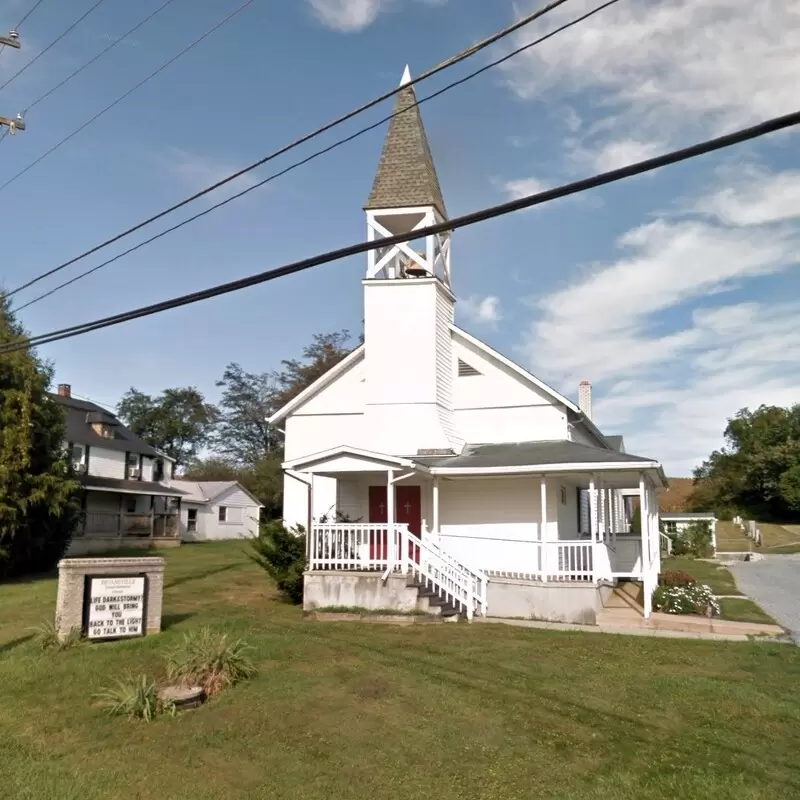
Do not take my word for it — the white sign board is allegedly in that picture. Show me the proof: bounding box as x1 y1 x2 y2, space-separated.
85 576 146 640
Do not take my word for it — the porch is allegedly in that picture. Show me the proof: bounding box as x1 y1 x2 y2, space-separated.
284 444 665 620
68 481 185 556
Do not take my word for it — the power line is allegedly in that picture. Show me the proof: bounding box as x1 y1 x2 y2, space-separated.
0 0 257 195
0 0 46 57
2 0 575 300
25 0 180 114
13 0 623 311
16 0 48 28
4 108 799 355
0 0 108 92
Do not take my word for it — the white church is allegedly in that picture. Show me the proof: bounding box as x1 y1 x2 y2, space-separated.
268 68 666 624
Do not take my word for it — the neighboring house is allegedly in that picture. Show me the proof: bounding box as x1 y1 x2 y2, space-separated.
268 68 667 624
660 512 718 552
52 385 184 556
171 481 261 541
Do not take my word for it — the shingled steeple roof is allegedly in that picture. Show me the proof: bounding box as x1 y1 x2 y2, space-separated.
365 65 448 219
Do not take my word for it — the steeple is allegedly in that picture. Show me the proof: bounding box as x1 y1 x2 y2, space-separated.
363 65 452 289
365 64 448 220
361 66 460 455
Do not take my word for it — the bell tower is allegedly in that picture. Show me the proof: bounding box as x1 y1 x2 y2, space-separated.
364 65 452 284
362 66 462 456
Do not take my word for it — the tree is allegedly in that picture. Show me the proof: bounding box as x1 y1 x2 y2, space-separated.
272 330 353 410
182 453 284 519
117 387 218 468
692 404 800 520
215 363 279 466
0 298 82 578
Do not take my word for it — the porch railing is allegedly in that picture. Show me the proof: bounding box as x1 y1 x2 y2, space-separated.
78 511 179 539
309 523 488 619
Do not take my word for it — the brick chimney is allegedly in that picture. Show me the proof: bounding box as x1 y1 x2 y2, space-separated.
57 383 71 398
578 380 592 420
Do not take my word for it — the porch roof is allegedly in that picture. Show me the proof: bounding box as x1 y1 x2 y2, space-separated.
83 477 186 497
416 440 665 480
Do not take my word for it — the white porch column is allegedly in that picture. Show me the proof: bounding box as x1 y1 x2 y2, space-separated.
588 474 597 543
308 472 315 565
540 475 548 579
432 476 440 537
387 469 396 568
639 472 652 618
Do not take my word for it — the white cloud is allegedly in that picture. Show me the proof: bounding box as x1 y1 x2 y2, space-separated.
307 0 388 31
503 0 800 167
460 295 503 326
306 0 445 31
575 138 664 173
518 166 800 474
504 176 549 200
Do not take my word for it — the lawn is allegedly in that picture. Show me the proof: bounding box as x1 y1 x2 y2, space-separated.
717 598 778 626
759 522 800 553
661 556 742 596
3 544 800 800
714 520 753 553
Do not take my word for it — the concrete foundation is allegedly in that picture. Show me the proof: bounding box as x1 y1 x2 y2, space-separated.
304 571 607 624
66 537 180 556
303 571 421 613
487 576 605 624
56 557 166 641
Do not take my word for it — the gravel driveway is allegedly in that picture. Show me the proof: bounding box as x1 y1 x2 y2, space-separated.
728 554 800 642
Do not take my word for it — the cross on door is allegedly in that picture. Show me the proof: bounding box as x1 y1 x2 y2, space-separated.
378 502 385 514
402 501 412 514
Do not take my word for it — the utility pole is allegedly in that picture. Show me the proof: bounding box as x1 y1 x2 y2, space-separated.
0 28 25 135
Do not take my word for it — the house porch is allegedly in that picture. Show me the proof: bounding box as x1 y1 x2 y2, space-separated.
68 481 184 556
284 446 664 621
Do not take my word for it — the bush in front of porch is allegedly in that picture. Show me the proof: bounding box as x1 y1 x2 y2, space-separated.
249 521 307 604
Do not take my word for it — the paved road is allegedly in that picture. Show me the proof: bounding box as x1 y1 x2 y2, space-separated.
728 554 800 641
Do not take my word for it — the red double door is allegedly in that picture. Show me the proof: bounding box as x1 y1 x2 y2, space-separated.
368 485 421 562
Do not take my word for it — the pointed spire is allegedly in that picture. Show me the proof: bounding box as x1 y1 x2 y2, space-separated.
365 65 448 219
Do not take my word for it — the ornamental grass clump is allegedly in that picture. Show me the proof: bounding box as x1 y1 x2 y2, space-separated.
94 675 174 722
652 583 720 617
165 627 256 696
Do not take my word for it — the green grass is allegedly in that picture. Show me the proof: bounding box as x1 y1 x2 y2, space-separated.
3 543 800 799
759 523 800 553
714 520 754 553
662 556 743 596
717 598 779 626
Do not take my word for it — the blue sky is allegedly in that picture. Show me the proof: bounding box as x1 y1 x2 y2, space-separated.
1 0 798 475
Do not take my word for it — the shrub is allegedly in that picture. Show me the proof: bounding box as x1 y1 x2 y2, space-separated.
668 520 714 557
32 619 83 651
250 520 307 603
94 675 168 722
658 569 696 588
652 583 720 617
165 627 256 696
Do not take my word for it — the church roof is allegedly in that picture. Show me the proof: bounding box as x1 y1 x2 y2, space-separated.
364 65 448 218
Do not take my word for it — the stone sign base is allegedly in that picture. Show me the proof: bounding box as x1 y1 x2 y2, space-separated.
56 557 165 642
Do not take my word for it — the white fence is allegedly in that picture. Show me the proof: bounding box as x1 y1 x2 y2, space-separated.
309 523 488 619
310 525 623 590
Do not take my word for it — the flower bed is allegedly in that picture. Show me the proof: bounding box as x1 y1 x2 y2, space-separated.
652 583 721 617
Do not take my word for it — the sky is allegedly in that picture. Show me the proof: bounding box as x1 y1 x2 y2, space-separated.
0 0 798 476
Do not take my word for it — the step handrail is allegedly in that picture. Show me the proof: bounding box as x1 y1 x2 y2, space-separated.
401 527 488 620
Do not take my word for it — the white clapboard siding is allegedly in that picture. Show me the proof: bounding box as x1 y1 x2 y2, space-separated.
88 447 125 479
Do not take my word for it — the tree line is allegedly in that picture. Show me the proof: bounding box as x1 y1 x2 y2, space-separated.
116 331 354 518
687 404 800 521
